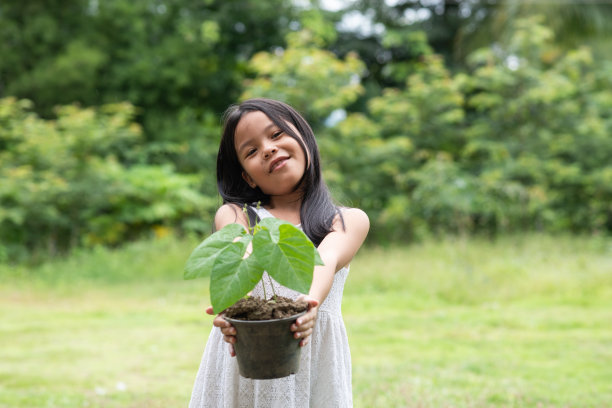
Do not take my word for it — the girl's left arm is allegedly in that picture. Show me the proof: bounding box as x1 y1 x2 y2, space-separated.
291 208 370 346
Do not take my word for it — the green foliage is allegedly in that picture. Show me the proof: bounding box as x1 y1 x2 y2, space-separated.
321 16 612 240
0 0 298 192
184 217 322 313
241 26 365 125
0 98 213 260
346 0 612 68
322 52 470 240
0 0 295 116
2 6 612 257
458 16 612 233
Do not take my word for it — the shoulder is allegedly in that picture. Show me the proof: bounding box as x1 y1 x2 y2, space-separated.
214 203 249 231
335 207 370 236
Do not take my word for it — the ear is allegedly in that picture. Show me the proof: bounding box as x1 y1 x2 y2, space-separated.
242 171 256 189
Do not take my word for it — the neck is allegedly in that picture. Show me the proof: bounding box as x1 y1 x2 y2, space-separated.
265 191 303 225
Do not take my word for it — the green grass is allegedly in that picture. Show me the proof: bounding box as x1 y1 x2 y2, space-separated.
1 234 611 407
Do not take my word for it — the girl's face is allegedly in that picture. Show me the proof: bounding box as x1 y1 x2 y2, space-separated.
234 111 308 198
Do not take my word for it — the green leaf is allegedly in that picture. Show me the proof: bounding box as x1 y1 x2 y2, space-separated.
252 222 315 295
256 217 285 239
183 223 246 280
209 235 263 314
185 217 321 313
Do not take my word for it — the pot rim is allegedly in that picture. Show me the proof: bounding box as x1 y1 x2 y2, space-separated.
223 310 307 325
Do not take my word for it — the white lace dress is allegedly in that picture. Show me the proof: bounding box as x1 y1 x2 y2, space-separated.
189 207 353 407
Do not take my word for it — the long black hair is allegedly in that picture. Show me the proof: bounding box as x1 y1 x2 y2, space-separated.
216 98 341 246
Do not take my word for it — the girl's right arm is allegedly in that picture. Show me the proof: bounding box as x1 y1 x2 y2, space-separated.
208 203 249 357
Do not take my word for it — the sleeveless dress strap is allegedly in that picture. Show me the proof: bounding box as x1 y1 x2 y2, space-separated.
251 205 273 219
251 205 301 228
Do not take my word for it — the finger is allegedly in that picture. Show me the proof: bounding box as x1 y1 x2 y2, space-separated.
293 318 315 332
213 319 228 328
223 334 236 344
221 327 236 336
205 306 214 315
230 344 236 357
298 322 315 333
292 315 316 332
295 313 311 326
296 310 317 326
294 327 313 339
213 316 231 328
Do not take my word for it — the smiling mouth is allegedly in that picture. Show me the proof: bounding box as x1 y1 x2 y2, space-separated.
269 157 289 173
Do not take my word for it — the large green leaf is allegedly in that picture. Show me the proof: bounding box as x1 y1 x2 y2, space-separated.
257 217 324 266
256 217 284 240
209 235 263 314
252 220 315 295
183 223 246 280
185 217 321 313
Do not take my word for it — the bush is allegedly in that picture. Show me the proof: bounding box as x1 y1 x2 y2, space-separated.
317 17 612 240
0 98 214 261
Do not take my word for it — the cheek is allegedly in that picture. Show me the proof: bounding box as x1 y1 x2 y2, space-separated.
237 158 253 179
241 161 258 178
291 138 310 168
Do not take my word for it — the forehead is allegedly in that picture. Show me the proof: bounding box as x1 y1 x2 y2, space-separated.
234 110 303 147
235 111 274 142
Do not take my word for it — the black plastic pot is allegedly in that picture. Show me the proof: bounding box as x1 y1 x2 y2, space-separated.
224 311 306 379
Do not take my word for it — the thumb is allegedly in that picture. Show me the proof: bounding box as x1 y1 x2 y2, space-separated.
307 298 319 308
205 306 214 315
297 294 319 308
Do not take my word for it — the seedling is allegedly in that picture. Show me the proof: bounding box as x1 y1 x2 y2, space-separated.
184 206 323 314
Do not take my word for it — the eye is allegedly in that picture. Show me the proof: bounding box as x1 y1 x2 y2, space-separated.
271 130 283 139
245 148 257 158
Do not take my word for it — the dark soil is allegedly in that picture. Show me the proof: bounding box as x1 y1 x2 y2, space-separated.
224 296 308 321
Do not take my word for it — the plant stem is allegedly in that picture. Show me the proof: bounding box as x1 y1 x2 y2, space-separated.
243 204 252 234
267 274 277 301
246 201 275 300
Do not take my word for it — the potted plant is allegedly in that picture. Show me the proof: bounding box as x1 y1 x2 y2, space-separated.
184 207 323 379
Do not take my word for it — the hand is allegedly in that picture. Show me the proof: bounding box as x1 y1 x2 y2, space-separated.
206 306 236 357
290 295 319 347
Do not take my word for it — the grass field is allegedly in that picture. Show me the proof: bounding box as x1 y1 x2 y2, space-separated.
1 234 611 407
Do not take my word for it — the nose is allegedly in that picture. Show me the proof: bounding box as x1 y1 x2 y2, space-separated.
263 145 277 159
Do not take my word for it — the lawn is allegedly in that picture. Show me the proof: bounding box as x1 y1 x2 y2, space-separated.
1 234 611 407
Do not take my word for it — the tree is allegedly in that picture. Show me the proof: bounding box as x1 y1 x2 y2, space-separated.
241 14 365 127
0 0 299 178
322 16 612 239
0 0 297 116
0 98 213 261
328 0 612 93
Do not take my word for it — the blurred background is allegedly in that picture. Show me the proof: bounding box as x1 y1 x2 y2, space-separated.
1 1 612 407
2 0 612 258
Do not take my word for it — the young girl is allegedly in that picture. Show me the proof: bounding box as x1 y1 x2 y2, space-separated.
189 98 369 408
